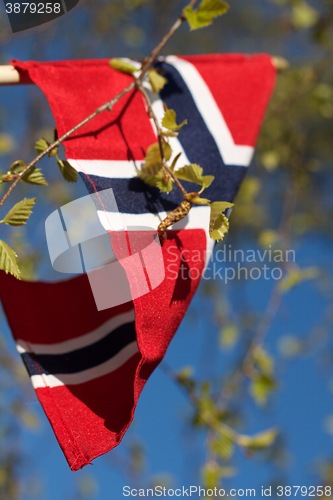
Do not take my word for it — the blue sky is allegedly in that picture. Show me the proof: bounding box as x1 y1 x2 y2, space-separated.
0 2 332 498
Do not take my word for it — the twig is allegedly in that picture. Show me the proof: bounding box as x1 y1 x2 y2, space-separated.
241 284 282 377
138 0 198 80
0 0 196 209
136 81 188 197
160 361 256 454
0 82 135 208
136 81 194 242
242 185 298 376
160 362 237 439
218 184 299 402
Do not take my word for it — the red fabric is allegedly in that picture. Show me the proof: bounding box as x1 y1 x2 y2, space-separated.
35 355 142 471
181 54 276 146
12 59 156 161
0 55 276 470
0 271 133 345
0 229 206 470
12 54 275 158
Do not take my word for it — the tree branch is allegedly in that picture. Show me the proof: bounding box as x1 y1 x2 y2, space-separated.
0 0 196 209
136 81 188 198
138 0 198 80
0 82 135 208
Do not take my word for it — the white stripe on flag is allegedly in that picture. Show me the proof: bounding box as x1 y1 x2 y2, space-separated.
165 56 254 167
96 205 211 231
141 80 190 168
68 159 141 178
16 309 135 355
96 206 214 268
30 341 139 388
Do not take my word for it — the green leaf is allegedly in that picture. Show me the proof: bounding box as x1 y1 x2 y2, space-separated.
194 388 220 427
201 175 214 190
219 323 239 349
170 152 182 171
258 229 279 247
139 139 175 191
1 198 36 227
148 69 168 93
216 466 236 479
186 193 211 205
209 201 233 241
176 366 195 391
0 172 15 183
176 366 194 383
144 141 172 167
155 171 174 193
10 162 48 186
210 213 229 240
202 462 224 490
0 240 20 279
210 201 234 215
0 133 14 155
250 373 277 406
253 346 274 376
138 163 162 187
210 434 234 461
34 138 49 153
35 137 57 157
138 163 174 193
21 167 48 186
109 58 138 75
145 144 161 167
162 106 187 131
56 158 78 183
183 0 229 30
175 163 214 189
19 408 40 429
292 2 319 29
261 151 280 171
278 335 304 358
238 428 278 451
175 163 203 184
278 267 319 293
9 159 25 173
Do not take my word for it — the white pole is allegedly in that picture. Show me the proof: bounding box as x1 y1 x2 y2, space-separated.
0 65 28 85
0 58 288 85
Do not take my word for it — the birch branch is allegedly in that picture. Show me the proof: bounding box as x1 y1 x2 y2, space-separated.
0 0 197 208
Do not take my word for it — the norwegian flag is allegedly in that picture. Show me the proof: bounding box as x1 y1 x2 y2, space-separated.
0 54 276 470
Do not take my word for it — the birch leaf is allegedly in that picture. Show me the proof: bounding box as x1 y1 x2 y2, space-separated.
1 198 36 226
109 58 137 74
209 201 234 240
0 240 20 278
184 0 229 30
148 69 168 93
57 158 78 183
162 106 187 131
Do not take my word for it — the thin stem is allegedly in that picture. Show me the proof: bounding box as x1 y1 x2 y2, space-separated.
137 81 188 198
219 186 298 402
241 284 282 377
242 185 298 376
0 82 135 208
161 362 245 446
138 0 198 80
0 0 196 209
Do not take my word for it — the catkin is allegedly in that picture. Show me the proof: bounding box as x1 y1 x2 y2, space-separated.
158 199 192 243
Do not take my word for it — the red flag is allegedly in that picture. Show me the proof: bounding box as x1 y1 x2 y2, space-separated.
0 54 276 470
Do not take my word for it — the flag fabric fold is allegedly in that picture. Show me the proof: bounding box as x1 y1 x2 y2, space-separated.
0 54 276 470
